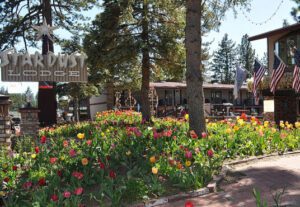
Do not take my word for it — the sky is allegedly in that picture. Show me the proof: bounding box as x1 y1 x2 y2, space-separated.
205 0 296 57
0 0 297 94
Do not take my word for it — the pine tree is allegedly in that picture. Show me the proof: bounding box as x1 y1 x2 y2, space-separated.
210 34 237 84
84 0 186 121
238 34 255 78
0 0 98 50
291 0 300 22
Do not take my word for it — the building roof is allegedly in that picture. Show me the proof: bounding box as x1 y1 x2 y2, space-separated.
248 23 300 41
150 82 248 90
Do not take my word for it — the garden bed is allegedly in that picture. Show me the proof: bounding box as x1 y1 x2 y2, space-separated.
0 111 300 206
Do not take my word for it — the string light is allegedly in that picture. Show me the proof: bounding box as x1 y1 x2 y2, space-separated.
239 0 284 26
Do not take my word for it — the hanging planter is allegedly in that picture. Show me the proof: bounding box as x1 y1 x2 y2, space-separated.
247 72 295 93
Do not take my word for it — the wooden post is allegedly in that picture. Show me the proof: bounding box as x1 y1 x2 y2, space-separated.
38 0 57 127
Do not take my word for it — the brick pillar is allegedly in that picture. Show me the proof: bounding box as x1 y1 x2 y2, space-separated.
274 95 297 125
262 90 298 125
19 108 40 137
0 96 12 146
0 117 12 146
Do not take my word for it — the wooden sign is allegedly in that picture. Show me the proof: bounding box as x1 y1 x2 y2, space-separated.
0 50 87 82
263 99 274 112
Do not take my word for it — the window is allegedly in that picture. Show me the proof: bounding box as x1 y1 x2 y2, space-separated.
228 91 234 103
276 32 300 69
211 91 222 104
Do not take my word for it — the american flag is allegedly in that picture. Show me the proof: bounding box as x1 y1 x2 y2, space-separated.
253 59 266 105
293 49 300 92
270 54 286 94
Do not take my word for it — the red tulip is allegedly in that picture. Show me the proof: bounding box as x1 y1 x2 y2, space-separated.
35 146 39 153
50 157 57 164
51 194 59 202
74 187 83 195
86 140 92 146
52 157 58 163
69 149 76 157
12 166 17 171
22 181 32 189
99 162 105 169
38 177 46 186
57 170 62 177
207 149 214 158
190 130 198 139
63 191 71 198
109 170 116 179
201 132 207 138
63 140 69 147
40 136 46 144
185 151 192 159
72 171 84 180
3 177 9 182
185 201 194 207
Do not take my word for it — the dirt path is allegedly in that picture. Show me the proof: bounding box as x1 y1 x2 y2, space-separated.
159 153 300 207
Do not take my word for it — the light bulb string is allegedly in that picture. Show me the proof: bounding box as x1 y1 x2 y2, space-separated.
239 0 284 26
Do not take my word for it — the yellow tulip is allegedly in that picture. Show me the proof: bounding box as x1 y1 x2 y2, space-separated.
126 151 131 156
31 154 37 159
185 160 192 167
101 132 105 137
233 126 239 132
184 114 189 121
149 156 156 163
77 133 85 139
0 191 5 196
264 121 269 128
152 167 158 174
237 119 244 126
225 128 232 134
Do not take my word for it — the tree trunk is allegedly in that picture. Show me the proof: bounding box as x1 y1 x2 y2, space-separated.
38 0 57 127
140 1 151 121
106 81 115 110
185 0 206 135
73 97 80 122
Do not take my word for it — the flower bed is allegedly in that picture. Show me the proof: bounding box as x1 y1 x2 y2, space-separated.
1 111 300 206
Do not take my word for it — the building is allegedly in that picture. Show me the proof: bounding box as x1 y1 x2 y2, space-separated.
249 23 300 123
89 82 262 119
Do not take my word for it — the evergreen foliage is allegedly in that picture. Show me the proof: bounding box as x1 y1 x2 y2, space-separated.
84 0 186 120
238 34 255 78
210 33 237 84
0 0 98 50
291 0 300 22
